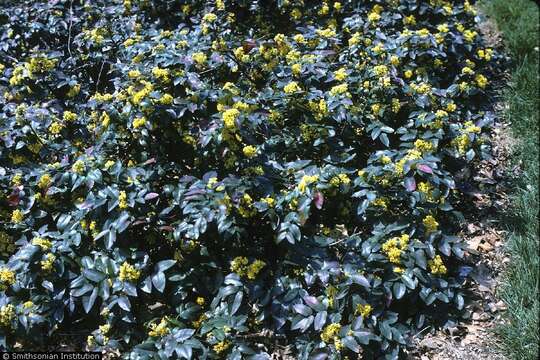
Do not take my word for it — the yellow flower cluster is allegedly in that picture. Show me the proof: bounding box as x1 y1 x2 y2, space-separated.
118 191 128 209
67 84 80 97
329 83 348 96
334 67 347 81
11 173 22 186
308 98 328 121
261 196 275 207
0 304 15 328
148 318 170 337
373 64 388 76
41 253 56 272
0 232 15 257
355 303 372 318
63 111 77 122
475 74 488 88
151 67 170 83
284 81 301 94
329 173 351 187
132 116 146 129
11 209 24 223
37 173 52 189
223 108 240 129
321 323 341 343
213 340 231 354
119 262 140 282
298 174 319 193
159 93 173 105
242 145 257 158
238 193 256 218
202 13 217 23
423 215 439 233
27 56 57 74
381 234 410 264
49 122 63 135
230 257 266 279
414 139 434 153
428 255 447 275
128 80 154 105
32 237 53 250
0 268 16 290
192 52 207 66
72 160 86 174
372 197 389 210
418 182 435 202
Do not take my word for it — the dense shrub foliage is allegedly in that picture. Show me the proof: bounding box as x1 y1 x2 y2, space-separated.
0 0 500 358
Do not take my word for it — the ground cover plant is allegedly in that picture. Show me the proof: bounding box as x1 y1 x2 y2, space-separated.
0 0 502 358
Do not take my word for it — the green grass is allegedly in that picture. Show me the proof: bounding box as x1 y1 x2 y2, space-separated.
481 1 539 359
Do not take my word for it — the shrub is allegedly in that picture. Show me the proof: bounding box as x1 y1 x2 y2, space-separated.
0 0 500 358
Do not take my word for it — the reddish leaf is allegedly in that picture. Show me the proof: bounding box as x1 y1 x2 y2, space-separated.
417 164 433 174
314 192 324 209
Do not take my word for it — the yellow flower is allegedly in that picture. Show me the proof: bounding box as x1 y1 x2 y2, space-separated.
22 301 34 309
152 67 170 83
372 197 389 210
196 297 205 306
49 122 64 134
475 74 488 89
316 27 336 38
148 318 170 337
423 215 439 233
213 340 231 354
329 83 348 96
246 260 266 280
62 111 77 122
230 256 249 276
11 209 23 224
11 173 23 186
41 253 56 271
37 174 51 189
128 70 141 79
192 52 207 66
334 67 347 81
414 139 434 153
428 255 447 275
453 134 470 154
321 323 341 343
118 262 140 282
202 13 217 23
355 303 372 318
32 237 53 250
418 182 435 202
291 63 302 76
261 196 275 207
298 174 319 193
159 94 174 105
132 116 146 129
72 160 86 174
242 145 257 158
0 304 15 328
0 268 16 290
403 15 416 26
382 234 409 263
118 191 128 209
284 81 301 94
293 34 305 43
223 108 240 129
